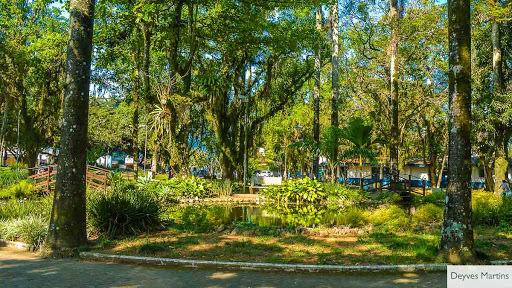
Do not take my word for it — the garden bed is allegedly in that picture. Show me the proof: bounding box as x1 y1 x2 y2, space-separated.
88 227 512 266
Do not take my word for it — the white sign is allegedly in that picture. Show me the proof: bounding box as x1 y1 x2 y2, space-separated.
448 265 512 288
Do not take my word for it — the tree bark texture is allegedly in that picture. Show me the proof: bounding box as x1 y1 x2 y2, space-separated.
440 0 476 264
331 1 340 178
313 6 322 180
48 0 95 249
389 0 400 189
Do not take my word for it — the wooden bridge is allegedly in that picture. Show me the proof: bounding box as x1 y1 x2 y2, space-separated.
359 173 427 199
27 165 112 193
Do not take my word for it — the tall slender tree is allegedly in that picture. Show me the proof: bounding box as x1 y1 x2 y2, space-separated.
389 0 400 189
440 0 476 264
48 0 96 249
491 0 507 194
331 0 340 179
313 6 322 179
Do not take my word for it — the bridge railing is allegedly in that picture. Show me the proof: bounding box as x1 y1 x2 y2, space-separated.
27 165 111 193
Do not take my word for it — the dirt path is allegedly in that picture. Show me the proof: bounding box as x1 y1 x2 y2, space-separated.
0 247 447 288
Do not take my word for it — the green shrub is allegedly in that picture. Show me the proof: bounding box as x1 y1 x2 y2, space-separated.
210 180 238 196
87 188 163 239
0 180 40 199
412 204 443 226
261 178 326 204
0 197 53 220
376 192 402 203
368 205 411 231
337 207 368 227
0 215 48 248
419 189 446 204
0 169 29 189
139 177 215 199
324 184 368 205
472 192 501 226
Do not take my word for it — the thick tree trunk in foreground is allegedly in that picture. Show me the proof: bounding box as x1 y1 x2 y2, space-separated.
48 0 95 249
331 1 340 181
492 19 507 194
313 6 321 180
389 0 400 190
440 0 476 264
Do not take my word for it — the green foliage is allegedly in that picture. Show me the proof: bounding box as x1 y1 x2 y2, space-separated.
210 180 240 196
0 197 53 220
472 192 510 226
324 184 368 205
368 205 411 232
376 192 403 203
0 169 28 189
412 204 444 226
0 216 48 248
336 208 368 228
0 180 39 199
87 188 163 239
261 178 326 204
415 189 446 204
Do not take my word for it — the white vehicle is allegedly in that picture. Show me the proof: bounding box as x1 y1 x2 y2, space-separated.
256 170 273 177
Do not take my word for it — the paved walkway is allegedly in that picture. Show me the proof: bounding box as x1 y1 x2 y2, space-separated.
0 247 447 288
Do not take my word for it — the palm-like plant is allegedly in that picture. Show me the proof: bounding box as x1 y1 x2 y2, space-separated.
339 118 382 180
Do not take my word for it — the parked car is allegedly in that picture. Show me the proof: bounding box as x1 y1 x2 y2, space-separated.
255 170 274 177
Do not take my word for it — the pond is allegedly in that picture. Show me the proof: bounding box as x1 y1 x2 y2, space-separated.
169 203 425 228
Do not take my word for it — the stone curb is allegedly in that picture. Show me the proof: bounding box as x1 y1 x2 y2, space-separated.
79 252 448 273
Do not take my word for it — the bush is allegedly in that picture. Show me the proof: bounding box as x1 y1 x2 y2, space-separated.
472 192 502 226
87 188 163 239
376 192 402 203
412 204 443 226
0 180 40 199
337 207 368 227
368 205 410 232
0 197 53 220
139 177 215 200
0 169 28 189
0 215 48 248
420 189 446 204
261 178 327 204
210 180 239 196
324 184 368 205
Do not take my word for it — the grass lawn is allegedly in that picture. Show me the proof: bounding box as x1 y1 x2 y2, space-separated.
89 227 512 265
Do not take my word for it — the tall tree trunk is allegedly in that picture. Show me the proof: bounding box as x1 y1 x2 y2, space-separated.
440 0 476 263
48 0 95 250
480 157 495 192
132 47 140 176
492 18 506 194
151 141 160 175
389 0 400 190
0 94 9 166
331 1 340 180
313 6 322 180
